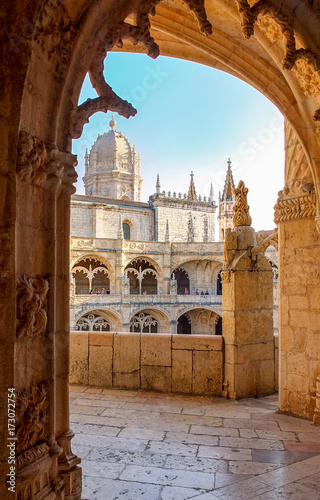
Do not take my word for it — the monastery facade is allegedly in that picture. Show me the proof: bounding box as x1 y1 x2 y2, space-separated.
70 118 277 336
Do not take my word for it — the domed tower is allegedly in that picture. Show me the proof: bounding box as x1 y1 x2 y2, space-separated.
218 158 236 241
83 116 143 201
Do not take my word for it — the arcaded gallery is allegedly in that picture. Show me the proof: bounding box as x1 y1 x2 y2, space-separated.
2 0 320 498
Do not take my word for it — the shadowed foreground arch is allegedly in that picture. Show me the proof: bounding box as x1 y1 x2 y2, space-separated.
2 0 320 498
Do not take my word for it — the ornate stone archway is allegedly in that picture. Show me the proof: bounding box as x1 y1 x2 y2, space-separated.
2 0 320 498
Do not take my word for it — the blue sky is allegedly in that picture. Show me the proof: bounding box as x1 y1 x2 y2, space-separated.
72 52 285 235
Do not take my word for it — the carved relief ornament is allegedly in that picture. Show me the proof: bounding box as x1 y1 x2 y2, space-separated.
235 0 320 120
33 0 79 76
17 131 77 191
274 188 316 223
16 382 49 455
16 275 49 339
233 180 252 226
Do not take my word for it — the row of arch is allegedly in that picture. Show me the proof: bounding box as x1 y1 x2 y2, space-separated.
71 256 225 295
74 307 222 335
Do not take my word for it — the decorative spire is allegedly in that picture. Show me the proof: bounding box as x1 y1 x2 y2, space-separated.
84 148 89 170
188 214 195 242
188 171 197 201
117 215 124 239
221 158 236 202
209 182 214 201
165 219 170 242
109 115 116 131
233 180 252 227
156 174 161 194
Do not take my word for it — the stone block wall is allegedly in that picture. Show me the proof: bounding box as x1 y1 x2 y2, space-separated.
70 332 224 396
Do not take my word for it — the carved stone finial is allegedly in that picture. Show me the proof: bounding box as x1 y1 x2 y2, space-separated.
233 180 252 227
156 174 161 194
109 115 117 130
188 171 197 201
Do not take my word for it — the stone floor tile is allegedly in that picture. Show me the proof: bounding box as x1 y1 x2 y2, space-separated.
84 387 104 394
299 472 320 491
223 418 279 430
212 478 273 499
80 459 125 479
300 454 320 466
70 392 102 400
229 461 282 475
182 407 206 416
164 455 229 474
256 461 319 488
86 447 167 467
198 445 252 461
189 494 221 500
73 433 148 452
71 422 121 437
147 441 198 457
190 425 238 437
160 485 207 500
204 408 251 419
82 476 162 500
297 432 320 443
70 384 88 392
214 472 253 488
159 413 222 426
140 420 191 433
69 404 106 416
284 440 320 452
71 443 93 460
70 413 117 425
219 436 285 451
255 429 298 441
251 449 319 464
165 431 219 447
252 482 320 499
73 397 125 408
239 429 258 438
118 427 166 441
119 464 215 489
101 388 139 396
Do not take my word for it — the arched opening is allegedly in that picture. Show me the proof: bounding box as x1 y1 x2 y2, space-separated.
177 313 192 334
123 222 130 239
130 311 158 333
76 313 110 331
125 258 158 295
72 258 110 294
172 267 190 295
216 273 222 295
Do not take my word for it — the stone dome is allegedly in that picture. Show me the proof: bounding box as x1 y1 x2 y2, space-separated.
88 117 134 173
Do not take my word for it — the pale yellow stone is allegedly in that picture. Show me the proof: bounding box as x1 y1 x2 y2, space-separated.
141 334 172 366
89 346 113 387
140 365 172 392
172 335 223 351
89 332 114 346
70 332 89 385
172 349 192 393
192 351 223 395
113 333 140 372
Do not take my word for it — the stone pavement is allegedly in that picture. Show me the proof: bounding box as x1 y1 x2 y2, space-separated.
70 387 320 500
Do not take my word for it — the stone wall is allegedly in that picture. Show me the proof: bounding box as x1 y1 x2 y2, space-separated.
70 332 224 395
154 205 216 242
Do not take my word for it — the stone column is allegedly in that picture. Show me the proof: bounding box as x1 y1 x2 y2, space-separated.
222 181 274 399
14 136 81 499
162 240 172 295
275 188 320 419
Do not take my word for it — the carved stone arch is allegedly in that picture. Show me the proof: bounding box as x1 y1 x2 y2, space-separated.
129 307 170 333
75 308 122 331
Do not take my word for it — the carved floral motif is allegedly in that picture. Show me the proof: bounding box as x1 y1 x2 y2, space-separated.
17 130 78 190
33 0 79 76
233 180 252 227
16 382 48 455
17 442 49 471
16 275 49 339
235 0 320 120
